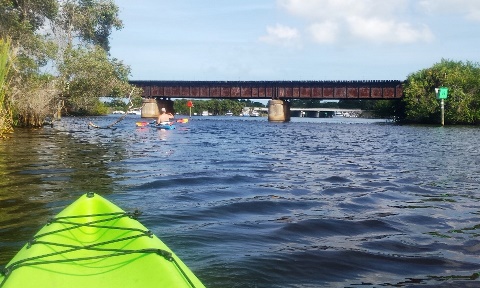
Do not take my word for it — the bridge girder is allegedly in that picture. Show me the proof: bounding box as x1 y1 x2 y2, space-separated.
129 80 403 100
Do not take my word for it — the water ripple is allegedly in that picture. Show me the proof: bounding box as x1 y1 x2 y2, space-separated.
1 116 480 287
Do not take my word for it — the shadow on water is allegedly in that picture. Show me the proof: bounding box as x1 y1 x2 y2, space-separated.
0 121 126 263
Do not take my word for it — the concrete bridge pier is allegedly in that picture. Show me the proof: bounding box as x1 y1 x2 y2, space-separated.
268 99 291 122
141 99 158 118
141 98 174 118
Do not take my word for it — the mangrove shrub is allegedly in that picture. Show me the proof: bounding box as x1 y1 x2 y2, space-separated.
0 38 13 137
0 0 137 128
402 59 480 125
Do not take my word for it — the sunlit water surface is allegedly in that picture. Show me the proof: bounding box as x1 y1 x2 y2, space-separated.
1 115 480 287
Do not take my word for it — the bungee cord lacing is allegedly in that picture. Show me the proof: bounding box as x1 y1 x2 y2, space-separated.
0 210 198 288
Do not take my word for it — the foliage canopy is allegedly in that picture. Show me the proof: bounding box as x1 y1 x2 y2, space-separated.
2 0 480 130
173 99 253 116
401 59 480 125
0 0 137 129
0 38 14 136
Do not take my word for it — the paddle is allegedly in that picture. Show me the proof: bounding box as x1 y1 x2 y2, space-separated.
135 120 155 127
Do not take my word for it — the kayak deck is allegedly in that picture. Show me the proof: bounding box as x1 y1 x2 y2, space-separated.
0 193 205 288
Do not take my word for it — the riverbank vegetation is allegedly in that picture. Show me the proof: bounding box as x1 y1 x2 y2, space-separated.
399 59 480 125
173 99 258 116
0 38 13 137
0 0 138 136
291 99 397 119
1 1 479 135
362 59 480 124
291 59 480 125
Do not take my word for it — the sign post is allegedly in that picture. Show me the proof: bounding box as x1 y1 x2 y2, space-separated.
186 100 193 117
435 87 448 126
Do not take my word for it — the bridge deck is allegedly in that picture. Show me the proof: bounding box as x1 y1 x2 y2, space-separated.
129 80 403 100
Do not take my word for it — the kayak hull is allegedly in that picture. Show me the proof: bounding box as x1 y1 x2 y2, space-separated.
0 193 205 288
136 119 188 128
156 123 175 130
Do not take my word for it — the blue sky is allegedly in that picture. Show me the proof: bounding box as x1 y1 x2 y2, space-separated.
109 0 480 82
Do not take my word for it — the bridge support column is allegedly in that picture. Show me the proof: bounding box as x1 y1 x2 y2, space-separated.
141 99 175 118
268 99 291 122
141 98 159 118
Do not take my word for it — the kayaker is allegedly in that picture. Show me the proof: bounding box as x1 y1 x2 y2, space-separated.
157 107 174 125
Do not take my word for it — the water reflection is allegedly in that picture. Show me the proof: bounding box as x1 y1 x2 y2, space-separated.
157 128 171 141
0 125 125 262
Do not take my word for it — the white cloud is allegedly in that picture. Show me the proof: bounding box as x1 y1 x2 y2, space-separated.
273 0 434 45
259 24 301 47
419 0 480 21
278 0 408 20
308 21 339 44
347 17 434 44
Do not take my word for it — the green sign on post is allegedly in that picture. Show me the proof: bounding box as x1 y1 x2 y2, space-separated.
436 87 448 126
436 87 448 99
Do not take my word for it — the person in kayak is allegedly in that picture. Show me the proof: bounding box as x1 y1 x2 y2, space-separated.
157 107 174 125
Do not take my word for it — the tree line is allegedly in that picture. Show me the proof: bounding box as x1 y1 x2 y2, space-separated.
150 59 480 123
1 0 479 139
0 0 139 137
400 59 480 125
290 59 480 124
107 59 480 123
172 99 263 116
103 98 265 116
346 59 480 124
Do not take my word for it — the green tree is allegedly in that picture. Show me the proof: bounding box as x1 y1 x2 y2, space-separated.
0 38 14 136
372 100 403 120
54 0 122 51
173 99 246 116
401 59 480 124
59 45 133 115
0 1 60 128
0 0 58 72
1 0 132 126
104 98 127 110
11 73 60 126
239 99 265 108
291 99 322 108
0 0 58 34
52 0 133 115
338 100 377 110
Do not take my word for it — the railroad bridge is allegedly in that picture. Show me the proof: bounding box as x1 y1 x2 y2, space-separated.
129 80 403 122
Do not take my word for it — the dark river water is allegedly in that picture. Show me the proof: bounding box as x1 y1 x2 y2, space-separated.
1 115 480 287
